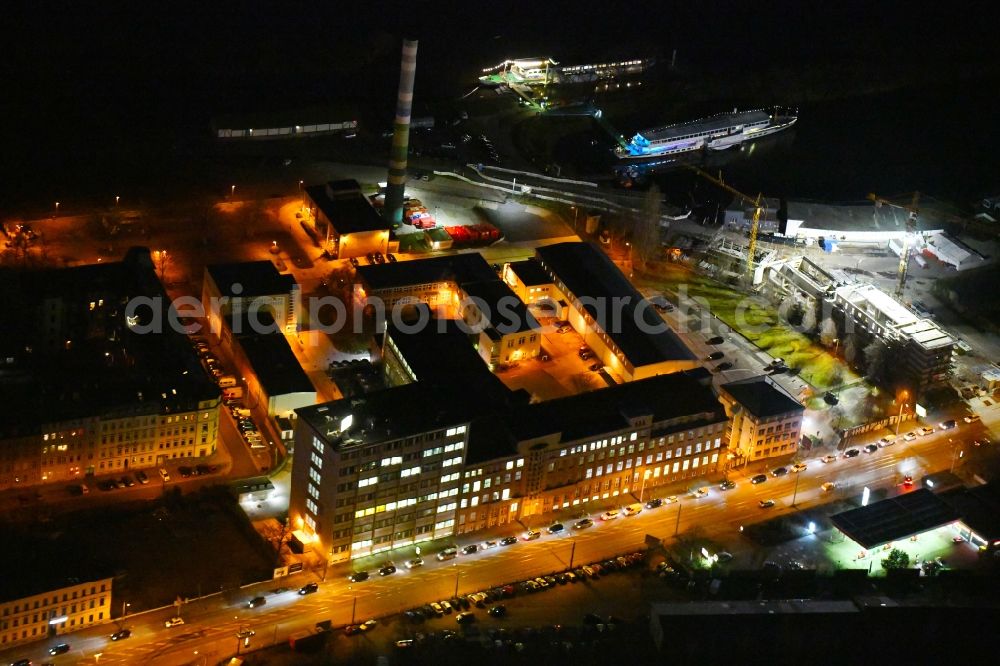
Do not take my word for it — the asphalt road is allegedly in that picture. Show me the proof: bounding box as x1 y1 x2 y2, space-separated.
4 421 988 666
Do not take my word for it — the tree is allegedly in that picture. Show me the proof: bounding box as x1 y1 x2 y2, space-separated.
881 548 910 570
863 340 888 384
630 184 664 265
820 317 838 347
843 334 859 366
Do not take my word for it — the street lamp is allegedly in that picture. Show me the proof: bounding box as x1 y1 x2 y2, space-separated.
231 184 236 198
894 390 910 436
121 601 130 623
115 195 120 206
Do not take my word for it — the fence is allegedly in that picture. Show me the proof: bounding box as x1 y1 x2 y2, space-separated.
840 413 915 441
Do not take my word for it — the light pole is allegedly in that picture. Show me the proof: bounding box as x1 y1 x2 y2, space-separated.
673 502 683 536
453 564 460 597
349 588 357 625
638 470 650 502
791 469 802 507
115 195 120 207
55 201 60 215
569 539 577 569
231 184 236 198
894 391 910 436
121 601 130 623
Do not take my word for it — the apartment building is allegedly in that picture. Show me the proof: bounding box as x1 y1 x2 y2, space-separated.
719 375 804 463
0 576 112 648
0 249 221 491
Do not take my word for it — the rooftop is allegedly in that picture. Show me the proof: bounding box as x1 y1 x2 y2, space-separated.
232 324 315 396
305 180 390 235
941 482 1000 541
506 259 552 287
720 375 804 419
830 488 959 549
356 253 498 291
785 200 949 233
460 280 540 335
535 242 695 367
207 261 297 298
838 282 918 327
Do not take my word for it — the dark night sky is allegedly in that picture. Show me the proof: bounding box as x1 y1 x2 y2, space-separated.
0 1 994 203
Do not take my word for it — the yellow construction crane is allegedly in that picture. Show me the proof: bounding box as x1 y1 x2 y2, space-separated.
686 165 764 283
867 191 920 297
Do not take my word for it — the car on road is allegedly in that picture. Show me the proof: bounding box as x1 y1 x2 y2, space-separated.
379 565 397 576
714 362 733 372
974 438 991 447
428 602 444 616
589 361 603 372
98 480 116 491
645 497 664 508
121 476 135 487
939 419 957 430
750 474 767 485
821 482 836 492
903 475 914 486
863 444 879 454
461 544 479 555
395 639 413 648
716 551 734 563
500 536 518 546
523 529 541 541
136 470 149 484
574 518 594 530
820 455 837 464
247 596 266 608
622 503 643 516
600 510 618 521
481 540 498 550
439 600 453 613
405 557 424 569
918 426 935 436
110 628 132 641
791 463 807 473
903 431 918 442
707 336 724 345
456 611 476 624
719 479 736 490
165 617 185 628
158 468 170 482
298 582 319 595
759 499 776 509
548 523 565 534
348 571 370 583
964 414 981 424
843 448 861 458
771 467 788 477
49 643 71 656
664 495 678 503
877 437 895 448
706 351 725 361
769 365 788 375
691 487 708 498
488 604 507 617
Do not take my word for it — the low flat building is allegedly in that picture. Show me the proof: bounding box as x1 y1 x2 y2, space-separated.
503 259 559 308
229 314 316 419
0 575 112 649
719 375 804 463
303 179 391 259
533 242 699 381
203 261 299 338
782 200 946 245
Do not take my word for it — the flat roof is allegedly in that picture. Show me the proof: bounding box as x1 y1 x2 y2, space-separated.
899 320 955 350
511 368 723 443
840 283 917 327
232 322 315 396
720 375 804 419
207 261 297 298
786 200 949 233
535 242 695 367
507 259 552 286
830 489 959 549
305 180 390 235
357 253 497 291
460 280 540 335
941 482 1000 541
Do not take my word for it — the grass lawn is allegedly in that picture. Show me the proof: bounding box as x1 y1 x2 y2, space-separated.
633 263 858 390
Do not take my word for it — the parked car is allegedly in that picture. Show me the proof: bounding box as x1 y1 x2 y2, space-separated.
574 518 594 530
690 487 708 498
523 529 541 541
751 474 767 484
600 510 618 521
406 557 424 568
821 482 836 492
121 476 135 487
964 414 981 424
159 468 170 481
863 444 879 454
462 544 479 555
918 426 935 436
178 466 193 478
759 499 776 509
877 437 895 448
165 617 185 628
379 565 397 576
820 455 837 463
349 571 371 582
386 253 397 263
706 351 724 361
714 362 733 372
488 605 507 617
298 582 319 595
500 536 518 546
771 467 788 477
719 480 736 490
843 448 861 458
903 432 918 442
707 336 724 345
456 611 475 624
645 497 664 508
547 523 565 534
791 463 807 473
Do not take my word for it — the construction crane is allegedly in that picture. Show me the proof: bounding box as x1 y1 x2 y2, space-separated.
867 191 920 297
686 165 764 283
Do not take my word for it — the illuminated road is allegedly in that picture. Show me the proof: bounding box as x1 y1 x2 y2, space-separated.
2 422 987 666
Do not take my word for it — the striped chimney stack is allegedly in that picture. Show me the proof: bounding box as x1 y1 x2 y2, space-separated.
384 38 418 225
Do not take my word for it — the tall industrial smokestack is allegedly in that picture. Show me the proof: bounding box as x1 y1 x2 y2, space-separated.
385 38 418 226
